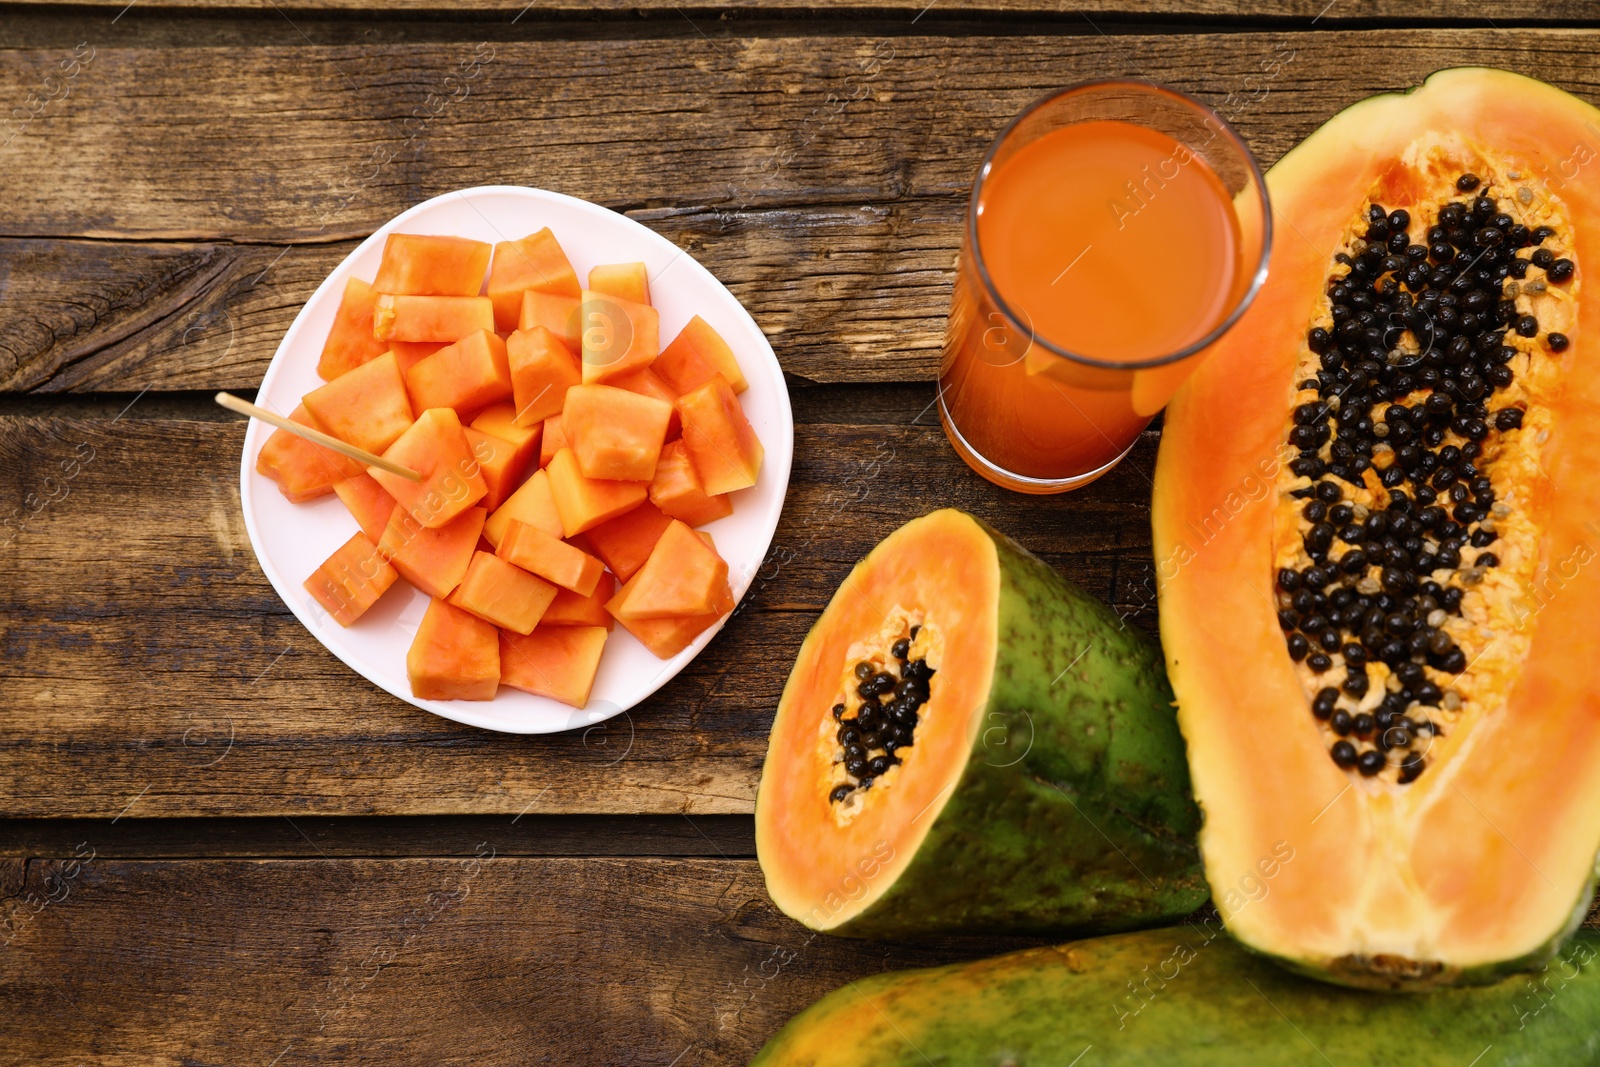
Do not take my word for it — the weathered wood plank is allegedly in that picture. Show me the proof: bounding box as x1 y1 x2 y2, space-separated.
5 31 1600 389
0 387 1159 818
0 855 1045 1065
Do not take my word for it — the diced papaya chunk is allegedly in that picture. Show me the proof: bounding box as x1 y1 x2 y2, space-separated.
649 439 733 526
508 325 582 428
404 329 512 416
370 407 487 529
378 504 485 599
540 415 569 468
303 532 399 626
607 569 733 659
499 625 608 708
583 500 673 583
469 401 542 473
334 473 401 543
587 262 650 306
372 234 492 297
545 447 649 537
484 467 563 548
488 229 582 332
655 315 747 395
374 294 495 343
318 277 391 380
519 291 582 352
579 290 659 384
389 340 450 376
611 520 728 620
542 572 615 629
562 384 673 482
407 597 500 701
498 520 606 597
302 351 416 456
464 427 531 513
610 367 681 438
256 404 366 502
678 374 763 495
445 550 557 635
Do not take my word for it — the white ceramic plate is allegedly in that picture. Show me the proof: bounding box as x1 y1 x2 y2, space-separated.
238 185 793 734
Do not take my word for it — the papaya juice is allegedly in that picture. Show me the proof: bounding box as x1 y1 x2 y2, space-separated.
940 118 1250 487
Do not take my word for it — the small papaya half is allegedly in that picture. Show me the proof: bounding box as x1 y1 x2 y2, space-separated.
757 509 1205 937
1154 68 1600 987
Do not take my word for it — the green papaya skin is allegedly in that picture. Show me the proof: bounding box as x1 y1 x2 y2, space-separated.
824 516 1206 937
751 925 1600 1066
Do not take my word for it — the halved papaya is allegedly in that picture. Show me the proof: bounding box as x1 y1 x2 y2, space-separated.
1154 68 1600 987
756 510 1204 936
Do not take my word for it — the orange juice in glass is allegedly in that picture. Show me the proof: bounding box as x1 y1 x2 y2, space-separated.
939 81 1272 492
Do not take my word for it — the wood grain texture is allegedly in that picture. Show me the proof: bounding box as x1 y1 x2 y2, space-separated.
0 855 1046 1065
5 31 1600 389
0 386 1159 818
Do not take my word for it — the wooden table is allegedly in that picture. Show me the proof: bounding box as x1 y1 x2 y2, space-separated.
5 3 1600 1062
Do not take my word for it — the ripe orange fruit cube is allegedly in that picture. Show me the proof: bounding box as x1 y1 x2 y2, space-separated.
579 290 659 384
607 568 733 659
649 439 733 526
302 351 416 456
370 407 488 529
655 315 747 395
587 262 651 306
389 340 450 376
470 402 542 470
488 229 582 332
542 572 615 629
540 415 569 468
445 550 558 635
545 448 649 537
373 294 495 343
583 500 673 583
519 290 582 352
304 532 399 626
678 374 763 495
404 329 512 416
498 520 606 597
373 233 491 296
611 520 728 620
562 384 673 482
378 504 486 599
334 474 401 543
463 427 532 513
256 404 366 502
318 277 391 381
508 325 582 428
609 367 681 438
499 625 608 708
407 597 501 702
483 467 563 548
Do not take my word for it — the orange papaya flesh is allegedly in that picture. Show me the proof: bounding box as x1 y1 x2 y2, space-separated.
756 509 1203 937
1154 68 1600 986
507 325 582 428
541 572 615 629
403 329 512 417
586 261 651 306
373 294 495 343
499 625 609 708
544 447 648 537
519 290 582 353
578 290 659 384
372 233 491 296
406 597 500 702
488 229 581 332
303 532 398 626
377 504 485 600
333 473 400 544
656 314 748 395
606 567 732 660
497 520 605 597
610 366 682 439
539 415 569 468
387 340 449 376
649 439 732 527
561 383 673 482
318 277 391 380
462 427 529 514
677 374 762 495
583 499 673 583
468 401 542 474
301 351 415 457
611 519 727 619
483 467 562 549
369 407 487 530
445 550 557 635
256 404 366 502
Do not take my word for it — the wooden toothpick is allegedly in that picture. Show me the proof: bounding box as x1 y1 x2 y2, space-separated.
216 392 422 482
